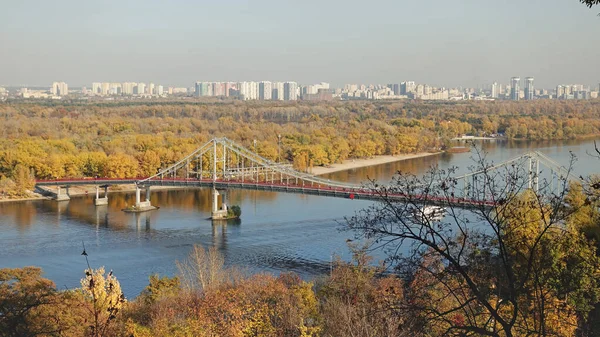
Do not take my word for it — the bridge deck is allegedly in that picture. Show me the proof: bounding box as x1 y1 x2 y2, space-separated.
36 178 494 209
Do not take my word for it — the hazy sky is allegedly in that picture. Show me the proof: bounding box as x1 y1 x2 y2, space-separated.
1 0 598 88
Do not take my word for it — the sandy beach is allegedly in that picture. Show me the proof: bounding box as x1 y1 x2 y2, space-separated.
311 152 441 176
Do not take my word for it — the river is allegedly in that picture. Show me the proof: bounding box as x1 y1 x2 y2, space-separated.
1 139 598 297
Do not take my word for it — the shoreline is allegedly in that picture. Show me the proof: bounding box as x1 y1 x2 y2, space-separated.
0 185 188 204
311 152 442 176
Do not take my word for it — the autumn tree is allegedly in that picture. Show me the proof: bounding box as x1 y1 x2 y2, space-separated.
0 267 70 337
79 267 126 337
318 245 412 336
346 150 600 336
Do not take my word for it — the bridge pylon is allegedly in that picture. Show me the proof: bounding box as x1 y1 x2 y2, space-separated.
94 185 109 206
123 184 157 213
54 186 70 202
211 187 229 220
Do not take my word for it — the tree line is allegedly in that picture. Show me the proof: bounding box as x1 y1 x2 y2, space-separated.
0 99 599 197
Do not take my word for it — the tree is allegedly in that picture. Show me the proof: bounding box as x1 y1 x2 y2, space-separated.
0 267 66 337
346 150 600 336
229 205 242 218
104 153 139 178
79 267 126 337
580 0 600 7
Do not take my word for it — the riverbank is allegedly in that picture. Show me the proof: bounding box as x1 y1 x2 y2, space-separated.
311 152 441 176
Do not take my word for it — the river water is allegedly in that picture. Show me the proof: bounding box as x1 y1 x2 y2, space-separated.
1 139 599 297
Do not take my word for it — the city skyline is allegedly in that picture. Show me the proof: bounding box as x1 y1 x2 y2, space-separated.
4 77 598 101
1 0 599 88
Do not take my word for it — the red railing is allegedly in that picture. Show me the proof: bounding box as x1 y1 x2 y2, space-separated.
35 177 496 207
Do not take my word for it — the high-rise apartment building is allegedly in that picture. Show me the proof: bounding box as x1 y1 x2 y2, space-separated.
510 77 520 101
135 83 146 95
195 82 212 97
259 81 272 100
400 81 416 95
92 82 101 95
109 83 121 95
524 77 534 100
195 82 201 97
148 83 155 95
101 82 110 96
51 82 68 96
556 85 564 99
491 82 498 98
238 82 255 100
272 82 285 100
283 82 298 101
211 82 225 96
122 82 136 95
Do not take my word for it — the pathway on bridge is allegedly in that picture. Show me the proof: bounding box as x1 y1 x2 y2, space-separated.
36 137 581 217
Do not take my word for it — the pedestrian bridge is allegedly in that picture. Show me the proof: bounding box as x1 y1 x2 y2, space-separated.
36 137 580 218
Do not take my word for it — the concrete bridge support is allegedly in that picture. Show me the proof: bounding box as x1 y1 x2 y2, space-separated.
55 186 70 202
94 185 109 206
211 188 229 220
123 185 157 212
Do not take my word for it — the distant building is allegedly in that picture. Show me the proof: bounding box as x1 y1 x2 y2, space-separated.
491 82 498 98
510 77 520 101
101 82 110 95
135 83 146 95
92 82 101 95
524 77 534 100
272 82 284 100
122 82 136 95
238 81 258 100
401 81 416 95
283 82 298 101
303 89 334 101
259 81 272 100
195 82 212 97
51 82 69 96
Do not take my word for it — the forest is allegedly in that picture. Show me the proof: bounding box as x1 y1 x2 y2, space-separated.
1 99 600 197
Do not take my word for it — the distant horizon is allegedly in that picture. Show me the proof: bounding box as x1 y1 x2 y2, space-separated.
1 77 599 91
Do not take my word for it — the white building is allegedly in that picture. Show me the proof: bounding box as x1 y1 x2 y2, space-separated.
92 82 102 95
135 83 146 95
122 82 136 95
272 82 285 100
259 81 272 100
51 82 69 96
284 82 298 101
101 82 110 95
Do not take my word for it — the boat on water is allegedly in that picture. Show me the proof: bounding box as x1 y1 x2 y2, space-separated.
411 205 446 222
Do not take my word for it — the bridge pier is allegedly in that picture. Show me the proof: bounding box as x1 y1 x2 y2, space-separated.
94 185 109 206
211 188 229 220
54 186 70 202
123 185 157 212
